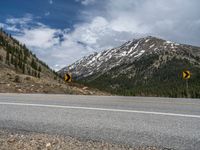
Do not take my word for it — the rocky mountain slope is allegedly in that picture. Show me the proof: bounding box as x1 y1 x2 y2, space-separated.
59 36 200 98
0 28 58 80
0 28 108 95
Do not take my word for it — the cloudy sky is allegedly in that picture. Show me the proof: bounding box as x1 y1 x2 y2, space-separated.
0 0 200 71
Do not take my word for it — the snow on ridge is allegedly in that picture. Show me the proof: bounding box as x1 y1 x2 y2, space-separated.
127 47 135 55
130 49 139 57
125 41 132 47
165 40 177 45
133 40 140 49
69 65 74 70
149 44 155 49
78 39 143 68
134 50 145 58
96 52 102 59
166 40 173 44
164 40 180 48
121 51 127 56
154 48 158 51
145 39 150 43
86 56 96 65
103 49 112 56
88 71 94 75
84 52 106 66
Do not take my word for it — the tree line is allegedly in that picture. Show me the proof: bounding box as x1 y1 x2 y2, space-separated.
0 28 42 78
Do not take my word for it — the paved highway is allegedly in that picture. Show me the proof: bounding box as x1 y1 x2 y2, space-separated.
0 93 200 149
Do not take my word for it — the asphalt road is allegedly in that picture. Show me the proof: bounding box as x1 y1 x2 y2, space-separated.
0 93 200 149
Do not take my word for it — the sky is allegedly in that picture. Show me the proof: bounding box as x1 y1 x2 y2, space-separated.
0 0 200 71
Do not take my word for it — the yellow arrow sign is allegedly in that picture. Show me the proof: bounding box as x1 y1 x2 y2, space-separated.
64 73 72 82
183 71 191 80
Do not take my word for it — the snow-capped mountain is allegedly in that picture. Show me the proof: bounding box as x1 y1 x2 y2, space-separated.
58 36 200 97
59 36 200 79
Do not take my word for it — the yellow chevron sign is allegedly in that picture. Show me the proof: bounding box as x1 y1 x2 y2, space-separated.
64 73 72 82
182 71 191 80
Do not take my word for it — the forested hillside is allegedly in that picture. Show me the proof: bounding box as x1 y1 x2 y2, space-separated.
0 28 58 80
60 36 200 98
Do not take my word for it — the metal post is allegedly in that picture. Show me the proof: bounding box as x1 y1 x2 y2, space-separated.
186 79 189 98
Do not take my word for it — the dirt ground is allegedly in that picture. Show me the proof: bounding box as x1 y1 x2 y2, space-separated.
0 67 108 96
0 130 163 150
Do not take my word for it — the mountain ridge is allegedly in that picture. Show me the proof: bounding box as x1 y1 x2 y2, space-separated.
59 36 200 78
58 36 200 98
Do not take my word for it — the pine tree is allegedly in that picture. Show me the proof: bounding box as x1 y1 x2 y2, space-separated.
38 72 40 78
38 66 42 72
31 58 38 70
22 63 25 74
14 58 18 68
34 70 37 77
23 55 27 63
6 50 10 65
0 55 3 62
27 67 31 75
11 54 14 65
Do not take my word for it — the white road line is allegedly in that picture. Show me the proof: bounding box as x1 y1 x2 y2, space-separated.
0 102 200 118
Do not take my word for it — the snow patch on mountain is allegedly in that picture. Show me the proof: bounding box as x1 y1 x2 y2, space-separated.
134 50 145 58
149 44 155 49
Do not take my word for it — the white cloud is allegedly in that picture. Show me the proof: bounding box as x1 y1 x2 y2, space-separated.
49 0 53 4
15 27 61 49
76 0 95 5
0 22 20 32
0 23 5 28
69 16 142 51
45 12 50 16
6 14 33 25
104 0 200 45
9 15 136 71
5 25 20 32
1 0 199 71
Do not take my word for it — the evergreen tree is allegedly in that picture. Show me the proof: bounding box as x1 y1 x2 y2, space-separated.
38 72 40 78
6 50 10 65
11 54 14 64
0 55 3 62
14 58 18 68
22 63 25 74
38 66 42 72
31 58 38 70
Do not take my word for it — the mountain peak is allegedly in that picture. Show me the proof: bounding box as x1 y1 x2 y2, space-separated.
58 36 200 79
58 36 200 97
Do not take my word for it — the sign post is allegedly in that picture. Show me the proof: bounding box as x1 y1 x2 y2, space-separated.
182 71 191 98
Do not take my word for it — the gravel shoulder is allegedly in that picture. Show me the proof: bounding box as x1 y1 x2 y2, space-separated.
0 129 163 150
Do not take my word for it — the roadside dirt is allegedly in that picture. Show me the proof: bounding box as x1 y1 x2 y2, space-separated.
0 67 109 95
0 130 162 150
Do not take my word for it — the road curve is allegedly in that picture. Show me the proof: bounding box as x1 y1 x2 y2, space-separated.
0 93 200 149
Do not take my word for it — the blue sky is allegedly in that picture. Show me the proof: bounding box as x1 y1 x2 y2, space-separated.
0 0 83 29
0 0 200 71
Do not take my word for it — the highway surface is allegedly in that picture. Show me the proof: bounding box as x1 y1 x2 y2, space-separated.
0 93 200 149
